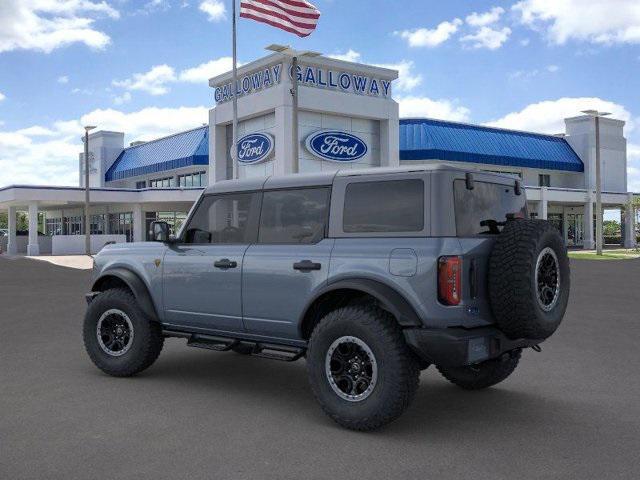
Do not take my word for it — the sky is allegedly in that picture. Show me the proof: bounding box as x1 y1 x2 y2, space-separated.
0 0 639 191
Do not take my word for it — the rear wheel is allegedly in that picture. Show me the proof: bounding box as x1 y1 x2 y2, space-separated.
83 288 164 377
307 305 420 431
437 350 521 390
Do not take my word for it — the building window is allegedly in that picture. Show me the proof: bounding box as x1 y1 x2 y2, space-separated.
45 218 63 236
539 174 551 187
178 171 206 187
149 177 175 188
108 212 134 242
136 181 146 189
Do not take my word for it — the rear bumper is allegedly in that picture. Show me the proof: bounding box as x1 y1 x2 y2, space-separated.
403 326 541 367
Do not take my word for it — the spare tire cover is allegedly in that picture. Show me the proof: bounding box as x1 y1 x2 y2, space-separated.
488 219 570 340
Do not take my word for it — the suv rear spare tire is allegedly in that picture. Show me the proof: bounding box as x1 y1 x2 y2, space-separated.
488 219 570 340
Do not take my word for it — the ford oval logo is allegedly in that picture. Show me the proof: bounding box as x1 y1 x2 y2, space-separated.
234 133 274 164
305 130 368 163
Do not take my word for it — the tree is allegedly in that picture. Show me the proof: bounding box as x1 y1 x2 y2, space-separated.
603 220 620 237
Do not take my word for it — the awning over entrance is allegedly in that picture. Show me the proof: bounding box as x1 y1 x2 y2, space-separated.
399 118 584 172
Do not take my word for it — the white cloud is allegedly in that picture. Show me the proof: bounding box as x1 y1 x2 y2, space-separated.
0 0 119 54
113 64 177 95
396 19 462 48
509 64 559 80
328 50 362 63
113 91 132 105
513 0 640 45
0 105 209 187
179 56 234 83
461 26 511 50
486 97 633 134
520 38 530 46
466 7 505 27
373 60 422 93
199 0 226 21
0 92 5 102
397 96 471 122
57 75 69 84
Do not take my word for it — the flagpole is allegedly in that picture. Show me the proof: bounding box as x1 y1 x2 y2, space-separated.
231 0 239 180
291 55 299 174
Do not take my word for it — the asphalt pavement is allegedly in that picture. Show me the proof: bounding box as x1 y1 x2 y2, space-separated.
1 255 639 480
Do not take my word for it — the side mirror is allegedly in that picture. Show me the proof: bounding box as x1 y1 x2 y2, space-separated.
150 221 170 242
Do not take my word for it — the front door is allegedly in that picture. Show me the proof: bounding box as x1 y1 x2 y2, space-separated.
242 187 333 340
162 191 261 332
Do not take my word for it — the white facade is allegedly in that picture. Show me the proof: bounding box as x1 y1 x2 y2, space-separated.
208 53 399 182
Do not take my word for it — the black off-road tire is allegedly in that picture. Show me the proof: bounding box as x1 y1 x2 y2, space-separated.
83 288 164 377
307 305 420 431
489 219 570 340
437 350 521 390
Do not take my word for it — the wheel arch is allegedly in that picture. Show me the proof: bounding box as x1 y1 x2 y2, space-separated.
92 268 158 321
299 278 423 339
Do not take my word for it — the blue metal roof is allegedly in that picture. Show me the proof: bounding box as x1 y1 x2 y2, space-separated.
399 118 583 172
105 126 209 181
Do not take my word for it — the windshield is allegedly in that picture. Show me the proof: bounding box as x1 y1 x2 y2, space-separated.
454 179 527 236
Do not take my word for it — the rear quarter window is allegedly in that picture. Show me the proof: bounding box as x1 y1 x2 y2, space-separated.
454 179 527 236
343 179 424 233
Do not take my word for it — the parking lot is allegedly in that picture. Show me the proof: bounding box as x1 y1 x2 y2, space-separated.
1 256 639 480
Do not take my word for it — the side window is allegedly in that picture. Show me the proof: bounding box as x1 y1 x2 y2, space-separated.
343 179 424 233
258 188 330 244
183 193 260 244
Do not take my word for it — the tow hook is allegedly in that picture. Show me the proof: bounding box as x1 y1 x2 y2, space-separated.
531 344 542 353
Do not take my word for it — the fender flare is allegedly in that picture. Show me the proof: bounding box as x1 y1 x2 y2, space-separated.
299 278 423 330
92 267 158 321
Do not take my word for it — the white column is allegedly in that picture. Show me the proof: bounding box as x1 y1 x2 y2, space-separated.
275 104 294 176
133 204 144 243
584 194 595 250
7 206 17 255
27 203 40 256
624 193 636 248
212 123 230 183
539 187 548 220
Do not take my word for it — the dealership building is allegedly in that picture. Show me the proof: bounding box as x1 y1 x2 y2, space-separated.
0 52 636 255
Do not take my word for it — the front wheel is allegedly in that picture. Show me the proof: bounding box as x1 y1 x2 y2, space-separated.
307 305 420 431
83 288 164 377
436 350 521 390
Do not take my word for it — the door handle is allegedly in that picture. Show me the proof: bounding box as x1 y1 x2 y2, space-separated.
214 258 237 269
293 260 321 271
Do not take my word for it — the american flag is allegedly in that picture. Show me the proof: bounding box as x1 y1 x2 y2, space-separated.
240 0 321 38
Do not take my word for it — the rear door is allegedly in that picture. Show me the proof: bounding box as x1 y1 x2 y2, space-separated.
162 192 261 332
242 187 333 340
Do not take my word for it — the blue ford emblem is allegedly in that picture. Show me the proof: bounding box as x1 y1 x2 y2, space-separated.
235 133 274 164
305 130 368 162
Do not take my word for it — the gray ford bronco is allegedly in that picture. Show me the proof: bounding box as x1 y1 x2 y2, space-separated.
84 164 570 431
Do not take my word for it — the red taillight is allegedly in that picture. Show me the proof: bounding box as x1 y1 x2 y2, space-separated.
438 256 462 306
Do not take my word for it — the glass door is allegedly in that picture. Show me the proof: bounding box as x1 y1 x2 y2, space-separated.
567 214 584 247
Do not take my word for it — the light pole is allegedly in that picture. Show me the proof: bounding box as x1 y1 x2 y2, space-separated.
582 110 610 255
266 44 320 173
83 125 96 255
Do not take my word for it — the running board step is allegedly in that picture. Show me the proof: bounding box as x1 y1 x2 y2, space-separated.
186 334 237 352
251 343 305 362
